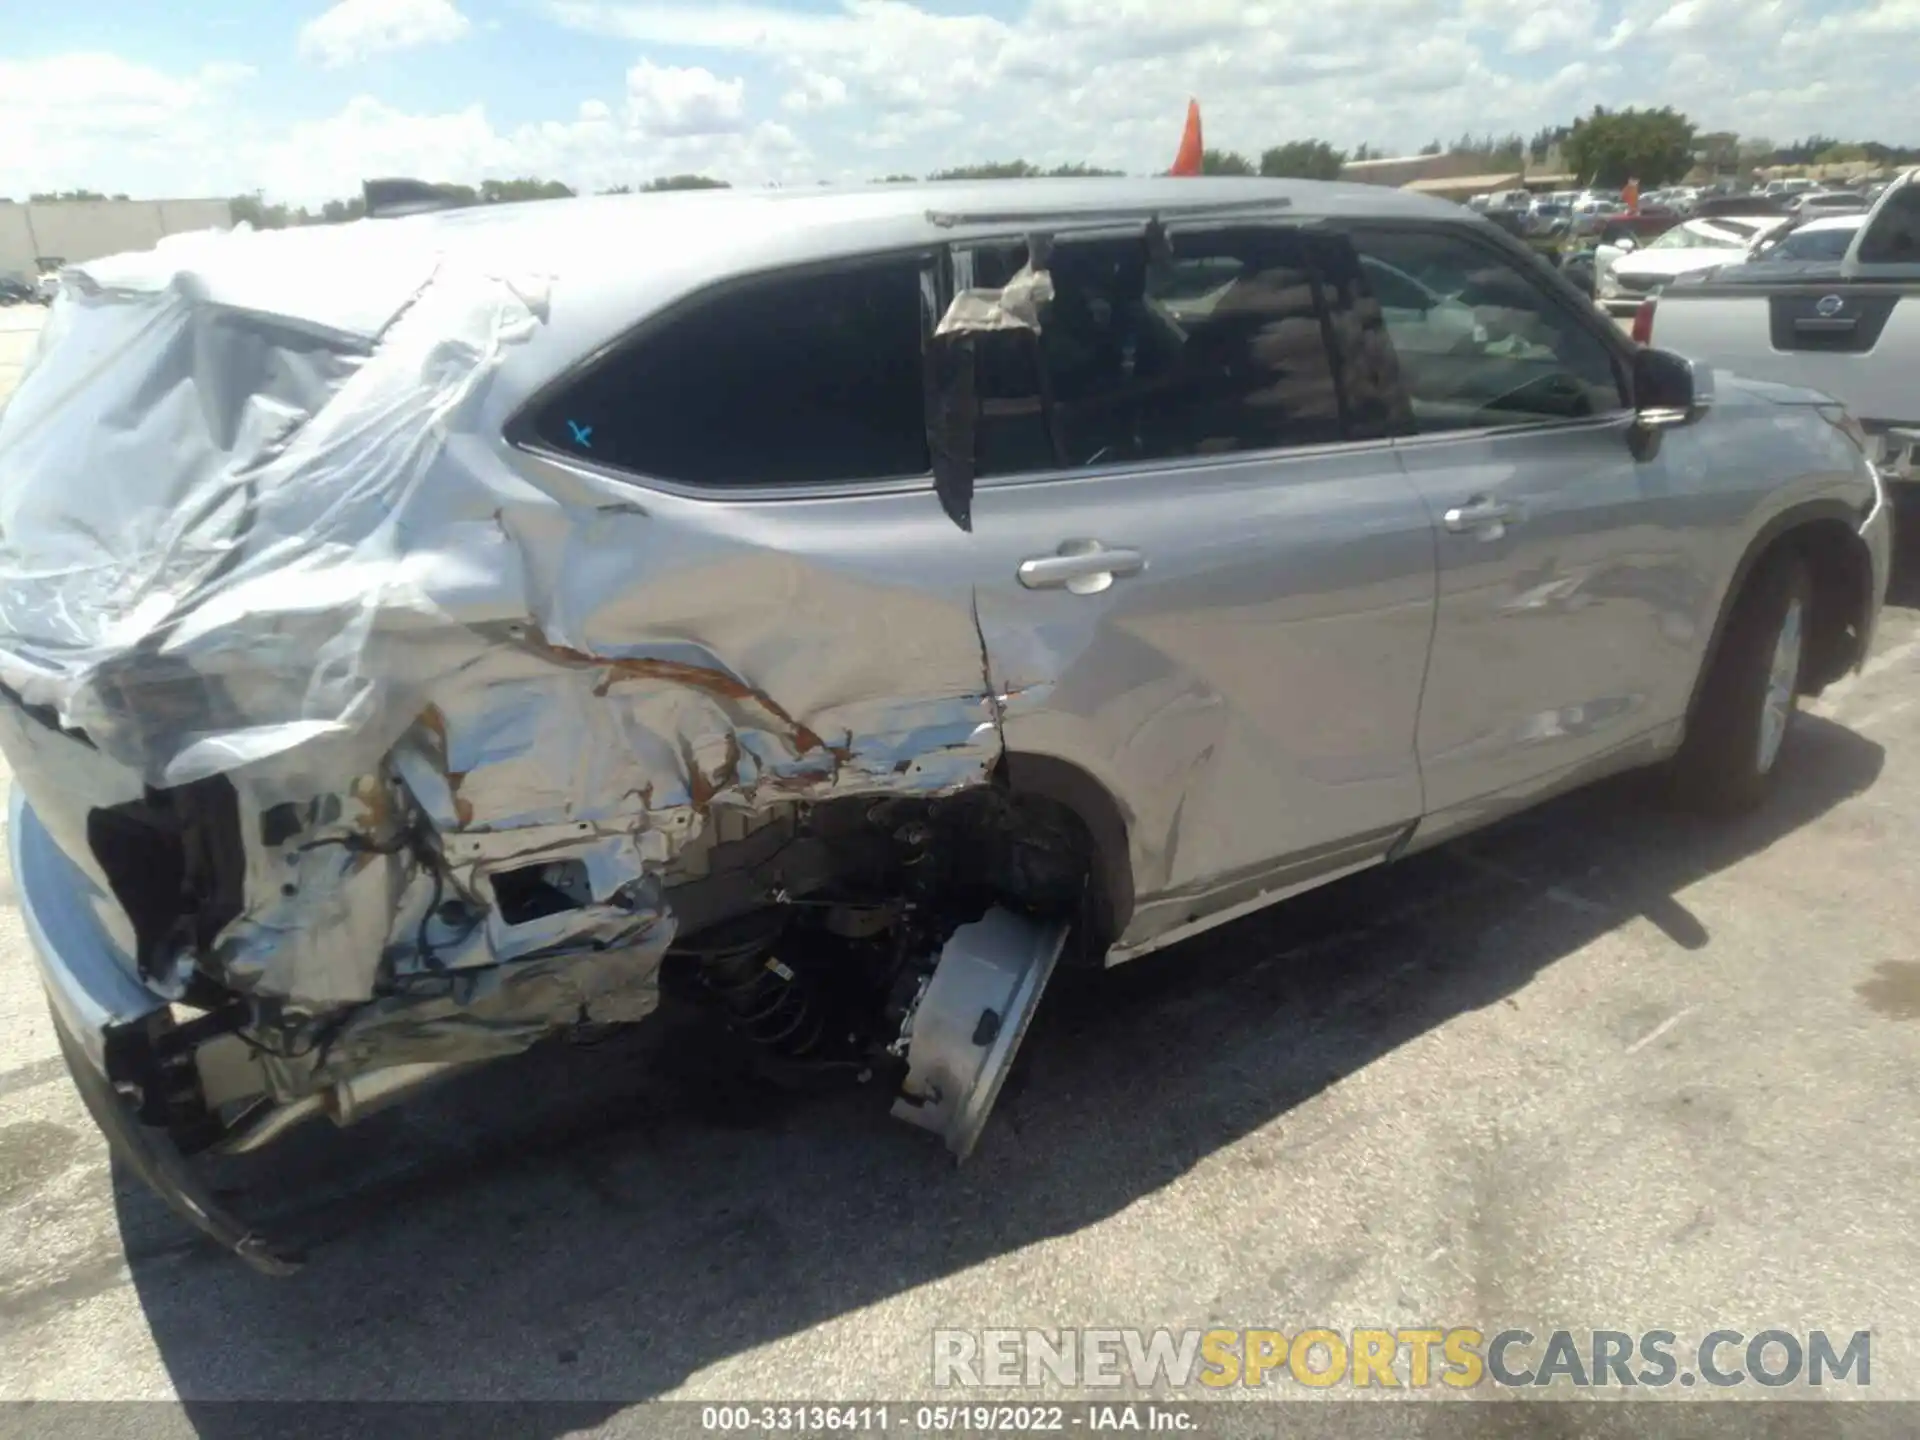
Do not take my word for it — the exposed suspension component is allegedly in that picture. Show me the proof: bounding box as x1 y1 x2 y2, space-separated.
682 912 840 1063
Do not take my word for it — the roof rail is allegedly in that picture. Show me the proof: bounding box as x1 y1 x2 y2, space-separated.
925 196 1293 229
362 178 471 220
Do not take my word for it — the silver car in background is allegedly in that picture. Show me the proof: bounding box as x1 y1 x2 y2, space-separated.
0 178 1891 1270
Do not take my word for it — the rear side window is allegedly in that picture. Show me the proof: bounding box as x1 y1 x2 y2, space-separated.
1770 225 1859 261
1859 185 1920 265
528 258 930 487
966 225 1348 476
1345 226 1625 434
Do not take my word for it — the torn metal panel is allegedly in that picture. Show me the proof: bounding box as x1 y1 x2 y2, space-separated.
0 219 1013 1111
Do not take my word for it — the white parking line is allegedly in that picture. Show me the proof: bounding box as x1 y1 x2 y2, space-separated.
1625 1004 1696 1055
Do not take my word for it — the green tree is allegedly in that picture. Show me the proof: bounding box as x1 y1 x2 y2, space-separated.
1259 140 1346 180
1562 105 1695 188
1418 139 1443 156
640 174 731 191
479 177 575 203
230 191 294 229
1529 124 1572 163
29 189 108 202
1200 149 1255 176
1042 162 1124 177
1694 131 1741 174
873 174 919 183
928 160 1043 180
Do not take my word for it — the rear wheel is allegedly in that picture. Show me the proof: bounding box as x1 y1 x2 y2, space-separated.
1673 548 1811 814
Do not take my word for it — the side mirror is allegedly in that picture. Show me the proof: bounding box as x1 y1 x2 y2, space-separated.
1633 346 1712 428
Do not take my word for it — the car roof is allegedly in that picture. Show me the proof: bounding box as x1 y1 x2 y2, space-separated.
1792 213 1869 233
94 176 1465 337
1687 214 1786 232
71 177 1478 434
393 176 1459 265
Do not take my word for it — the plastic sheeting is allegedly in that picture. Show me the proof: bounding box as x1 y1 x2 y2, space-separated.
0 222 550 789
0 218 1005 1070
932 264 1055 338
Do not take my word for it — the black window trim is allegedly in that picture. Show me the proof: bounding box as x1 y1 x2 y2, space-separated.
948 217 1403 493
503 244 948 504
1335 217 1642 443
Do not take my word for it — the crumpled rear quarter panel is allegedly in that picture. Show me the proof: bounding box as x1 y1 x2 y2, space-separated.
0 220 1001 1087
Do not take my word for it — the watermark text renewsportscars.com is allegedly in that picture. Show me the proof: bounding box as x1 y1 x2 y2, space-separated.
932 1328 1872 1391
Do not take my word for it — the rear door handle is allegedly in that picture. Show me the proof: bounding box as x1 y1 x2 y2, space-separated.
1017 541 1146 594
1443 497 1521 536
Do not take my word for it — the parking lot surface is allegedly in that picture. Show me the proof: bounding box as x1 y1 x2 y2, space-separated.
3 303 1920 1408
0 308 42 402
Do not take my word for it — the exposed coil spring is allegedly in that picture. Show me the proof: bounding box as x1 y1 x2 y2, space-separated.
697 935 832 1061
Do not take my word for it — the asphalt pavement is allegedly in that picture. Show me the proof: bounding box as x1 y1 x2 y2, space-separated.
3 304 1920 1412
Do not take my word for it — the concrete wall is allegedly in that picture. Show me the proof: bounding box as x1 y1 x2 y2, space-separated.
0 199 233 276
1340 153 1494 188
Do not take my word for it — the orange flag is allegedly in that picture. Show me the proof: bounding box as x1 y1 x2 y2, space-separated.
1622 177 1640 213
1170 100 1204 176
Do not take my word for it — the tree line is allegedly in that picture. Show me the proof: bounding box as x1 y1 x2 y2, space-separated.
225 173 726 229
21 110 1920 220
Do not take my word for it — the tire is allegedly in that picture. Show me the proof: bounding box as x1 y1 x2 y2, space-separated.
1672 547 1811 814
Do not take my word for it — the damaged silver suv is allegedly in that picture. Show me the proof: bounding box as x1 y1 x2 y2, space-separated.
0 177 1892 1271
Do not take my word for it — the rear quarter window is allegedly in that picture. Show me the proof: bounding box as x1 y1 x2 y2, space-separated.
525 257 931 488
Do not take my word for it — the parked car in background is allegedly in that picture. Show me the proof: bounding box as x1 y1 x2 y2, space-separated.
0 273 36 306
1595 215 1790 313
1793 191 1869 217
1696 193 1797 218
0 175 1890 1271
1642 166 1920 487
1747 212 1870 263
1764 177 1819 200
1525 200 1573 238
31 257 65 304
1559 211 1687 298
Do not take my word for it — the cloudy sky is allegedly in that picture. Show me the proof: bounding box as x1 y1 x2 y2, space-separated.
4 0 1917 204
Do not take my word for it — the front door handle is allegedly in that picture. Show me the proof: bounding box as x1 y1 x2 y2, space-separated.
1017 540 1146 594
1443 497 1521 537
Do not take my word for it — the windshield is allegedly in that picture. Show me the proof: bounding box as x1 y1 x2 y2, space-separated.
1645 222 1753 252
1769 225 1861 261
1859 185 1920 263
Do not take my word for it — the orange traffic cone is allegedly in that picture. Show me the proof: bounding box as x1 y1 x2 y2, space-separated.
1170 100 1204 176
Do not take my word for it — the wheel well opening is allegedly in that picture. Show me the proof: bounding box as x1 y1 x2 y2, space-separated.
1789 519 1872 695
994 752 1133 962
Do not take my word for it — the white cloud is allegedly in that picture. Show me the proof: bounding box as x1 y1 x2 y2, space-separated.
783 72 850 115
0 53 252 198
1462 0 1602 53
6 2 1920 205
298 0 472 68
247 94 804 202
624 60 747 136
546 0 1920 169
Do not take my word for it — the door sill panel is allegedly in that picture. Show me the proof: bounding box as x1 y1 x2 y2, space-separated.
1402 719 1683 857
1107 821 1415 965
1102 721 1682 967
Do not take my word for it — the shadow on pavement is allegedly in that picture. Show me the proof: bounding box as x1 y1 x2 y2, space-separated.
1883 485 1920 611
105 705 1884 1420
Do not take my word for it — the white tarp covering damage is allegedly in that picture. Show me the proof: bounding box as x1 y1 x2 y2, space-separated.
0 220 1006 1099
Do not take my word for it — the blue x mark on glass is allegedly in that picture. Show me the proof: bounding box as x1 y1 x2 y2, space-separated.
567 419 594 448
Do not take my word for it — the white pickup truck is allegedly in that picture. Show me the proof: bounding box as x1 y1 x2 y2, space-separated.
1642 168 1920 486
